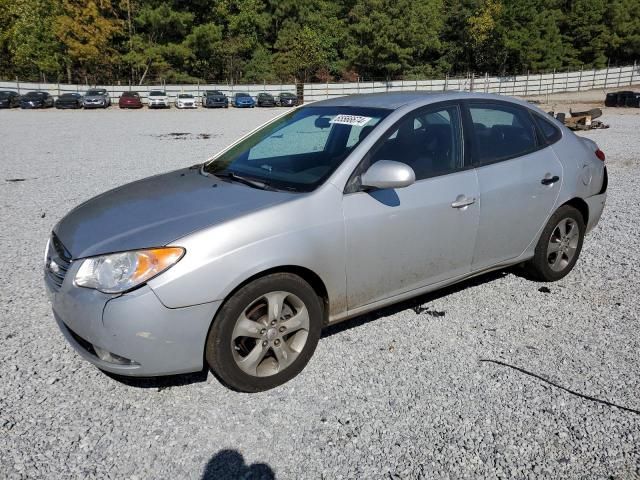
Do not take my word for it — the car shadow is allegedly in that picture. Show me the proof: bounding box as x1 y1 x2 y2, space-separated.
201 449 275 480
102 368 209 389
322 268 513 338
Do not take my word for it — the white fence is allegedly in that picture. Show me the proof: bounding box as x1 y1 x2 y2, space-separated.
1 64 638 103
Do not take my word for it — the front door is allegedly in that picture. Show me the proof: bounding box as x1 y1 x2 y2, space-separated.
343 104 480 310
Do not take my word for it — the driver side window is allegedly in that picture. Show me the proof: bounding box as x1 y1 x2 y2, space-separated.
369 105 463 181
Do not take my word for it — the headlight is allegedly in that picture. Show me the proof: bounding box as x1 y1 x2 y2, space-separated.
74 247 184 293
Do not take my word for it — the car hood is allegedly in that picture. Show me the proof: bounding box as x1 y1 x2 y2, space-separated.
149 96 168 100
53 167 296 259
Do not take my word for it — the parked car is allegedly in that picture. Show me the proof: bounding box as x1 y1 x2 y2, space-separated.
55 93 84 109
45 92 607 392
20 91 54 109
605 90 640 107
256 92 276 107
0 90 21 108
83 88 111 109
232 92 255 108
148 90 170 108
176 93 197 109
119 91 143 109
277 92 298 107
202 90 228 108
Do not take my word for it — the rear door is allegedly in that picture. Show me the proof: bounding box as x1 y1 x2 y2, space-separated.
465 101 562 270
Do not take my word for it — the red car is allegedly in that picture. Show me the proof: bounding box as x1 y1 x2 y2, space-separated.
118 92 143 109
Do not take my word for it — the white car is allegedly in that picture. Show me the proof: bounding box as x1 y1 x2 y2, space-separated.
147 90 170 109
176 93 197 109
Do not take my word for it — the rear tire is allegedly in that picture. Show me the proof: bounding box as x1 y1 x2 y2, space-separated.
205 273 322 392
525 205 585 281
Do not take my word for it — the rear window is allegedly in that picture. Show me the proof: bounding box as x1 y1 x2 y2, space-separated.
469 104 538 165
533 114 562 144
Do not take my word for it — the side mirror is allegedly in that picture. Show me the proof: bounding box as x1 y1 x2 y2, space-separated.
360 160 415 190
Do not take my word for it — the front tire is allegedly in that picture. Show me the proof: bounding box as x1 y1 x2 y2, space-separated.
525 205 585 281
205 273 322 392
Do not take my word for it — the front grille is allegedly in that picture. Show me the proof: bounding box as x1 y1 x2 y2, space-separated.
46 233 72 290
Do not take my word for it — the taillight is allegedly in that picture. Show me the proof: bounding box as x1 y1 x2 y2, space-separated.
595 149 605 161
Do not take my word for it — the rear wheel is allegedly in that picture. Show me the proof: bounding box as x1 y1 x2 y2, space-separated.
205 273 322 392
525 205 585 281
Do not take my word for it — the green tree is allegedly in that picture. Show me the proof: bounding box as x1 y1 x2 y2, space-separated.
606 0 640 65
183 23 224 81
1 0 63 80
563 0 608 68
345 0 444 78
54 0 123 83
274 25 326 82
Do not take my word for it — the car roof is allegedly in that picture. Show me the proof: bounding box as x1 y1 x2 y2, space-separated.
310 91 532 110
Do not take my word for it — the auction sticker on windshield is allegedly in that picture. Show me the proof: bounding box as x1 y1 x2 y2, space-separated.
330 114 372 127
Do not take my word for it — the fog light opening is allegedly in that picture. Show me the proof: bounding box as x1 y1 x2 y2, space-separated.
93 345 136 365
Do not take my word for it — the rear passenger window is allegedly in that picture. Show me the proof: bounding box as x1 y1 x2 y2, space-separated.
469 104 538 165
533 113 562 144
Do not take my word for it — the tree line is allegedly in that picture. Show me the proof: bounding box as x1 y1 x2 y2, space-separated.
1 0 638 85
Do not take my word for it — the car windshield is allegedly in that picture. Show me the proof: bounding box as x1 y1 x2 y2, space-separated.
178 94 193 98
281 93 296 98
60 94 77 98
122 92 139 97
203 106 390 192
0 92 12 98
86 90 105 95
206 90 223 96
24 92 46 98
149 91 166 96
236 93 250 97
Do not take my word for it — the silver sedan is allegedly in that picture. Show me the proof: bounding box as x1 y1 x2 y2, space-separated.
45 92 607 391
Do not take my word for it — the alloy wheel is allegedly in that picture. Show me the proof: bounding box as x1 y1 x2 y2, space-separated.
231 291 310 377
547 217 579 272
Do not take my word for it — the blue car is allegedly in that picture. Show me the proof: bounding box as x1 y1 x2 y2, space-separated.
232 92 255 108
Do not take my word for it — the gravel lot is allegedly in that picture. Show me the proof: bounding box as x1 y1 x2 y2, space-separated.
1 105 639 479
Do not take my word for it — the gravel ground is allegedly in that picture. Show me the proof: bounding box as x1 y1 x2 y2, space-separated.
1 106 639 479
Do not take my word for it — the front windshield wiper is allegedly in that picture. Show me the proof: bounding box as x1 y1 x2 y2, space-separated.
212 171 275 191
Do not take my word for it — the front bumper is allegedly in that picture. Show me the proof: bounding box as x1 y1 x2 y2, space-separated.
234 103 254 108
204 100 227 107
148 100 169 108
119 102 142 109
83 101 106 108
46 269 220 376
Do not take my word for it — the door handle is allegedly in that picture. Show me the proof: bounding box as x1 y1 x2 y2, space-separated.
541 175 560 185
451 195 476 209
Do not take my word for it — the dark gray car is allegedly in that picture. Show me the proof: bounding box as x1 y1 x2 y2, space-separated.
45 92 607 392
